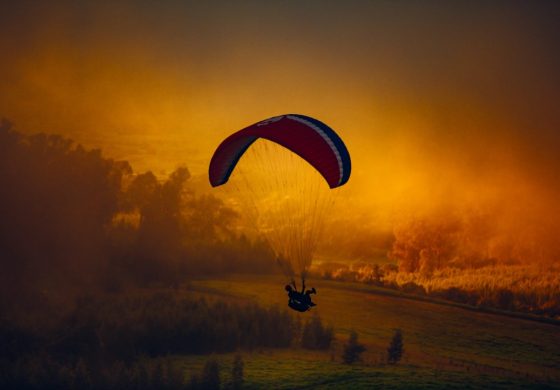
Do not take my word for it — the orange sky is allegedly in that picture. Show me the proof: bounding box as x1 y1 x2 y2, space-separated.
2 1 560 238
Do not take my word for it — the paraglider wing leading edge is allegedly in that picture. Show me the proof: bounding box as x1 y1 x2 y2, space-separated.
209 114 351 189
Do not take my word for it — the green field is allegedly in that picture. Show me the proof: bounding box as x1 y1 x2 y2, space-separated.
180 274 560 389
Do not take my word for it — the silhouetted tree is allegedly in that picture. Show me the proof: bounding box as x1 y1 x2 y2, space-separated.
0 120 285 308
387 329 404 364
0 121 132 304
342 330 366 364
301 313 334 350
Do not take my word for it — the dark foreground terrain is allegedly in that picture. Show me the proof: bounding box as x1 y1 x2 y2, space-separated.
177 274 560 389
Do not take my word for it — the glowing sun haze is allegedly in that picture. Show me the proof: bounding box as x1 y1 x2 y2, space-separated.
2 1 560 251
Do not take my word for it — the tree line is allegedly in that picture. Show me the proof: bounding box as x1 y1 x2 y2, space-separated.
0 292 333 389
0 119 276 312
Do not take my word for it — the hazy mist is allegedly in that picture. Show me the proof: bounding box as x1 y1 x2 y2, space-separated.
2 1 560 266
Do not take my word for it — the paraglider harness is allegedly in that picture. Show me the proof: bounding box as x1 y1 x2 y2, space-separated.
285 279 316 312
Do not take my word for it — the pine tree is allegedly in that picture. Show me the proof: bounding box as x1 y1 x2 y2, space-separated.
342 331 366 364
387 329 404 364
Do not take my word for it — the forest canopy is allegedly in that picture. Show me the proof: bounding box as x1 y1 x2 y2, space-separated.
0 119 274 310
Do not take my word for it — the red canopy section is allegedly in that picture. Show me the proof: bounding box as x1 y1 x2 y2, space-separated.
209 114 351 189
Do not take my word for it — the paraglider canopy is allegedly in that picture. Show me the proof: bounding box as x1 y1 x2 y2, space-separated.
209 114 351 189
209 114 351 283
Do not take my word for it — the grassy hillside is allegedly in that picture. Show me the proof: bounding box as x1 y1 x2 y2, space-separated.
185 274 560 389
175 350 554 389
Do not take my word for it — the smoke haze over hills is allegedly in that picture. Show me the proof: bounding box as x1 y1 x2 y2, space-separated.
2 2 560 291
